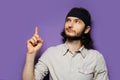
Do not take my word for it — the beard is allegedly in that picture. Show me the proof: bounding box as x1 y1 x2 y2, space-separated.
61 29 85 42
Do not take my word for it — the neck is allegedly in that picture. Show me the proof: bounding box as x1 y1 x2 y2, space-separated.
66 39 83 52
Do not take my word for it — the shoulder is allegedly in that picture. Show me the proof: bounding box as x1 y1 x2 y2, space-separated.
86 49 105 61
46 44 65 52
85 49 107 67
39 44 64 60
42 44 64 55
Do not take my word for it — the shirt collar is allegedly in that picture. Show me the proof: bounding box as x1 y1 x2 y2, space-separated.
63 43 87 58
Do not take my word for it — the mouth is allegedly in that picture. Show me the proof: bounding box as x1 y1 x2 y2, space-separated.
66 28 74 33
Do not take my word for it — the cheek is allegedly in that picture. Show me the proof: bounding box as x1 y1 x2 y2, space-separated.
75 24 82 29
75 25 85 34
64 23 68 28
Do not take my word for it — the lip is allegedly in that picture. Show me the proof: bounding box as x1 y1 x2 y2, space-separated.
66 28 74 32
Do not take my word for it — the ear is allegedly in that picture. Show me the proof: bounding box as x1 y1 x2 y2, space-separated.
84 26 91 34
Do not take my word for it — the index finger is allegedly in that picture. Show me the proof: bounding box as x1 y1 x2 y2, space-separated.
35 26 39 35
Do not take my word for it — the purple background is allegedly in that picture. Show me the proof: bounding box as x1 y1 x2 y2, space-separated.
0 0 119 80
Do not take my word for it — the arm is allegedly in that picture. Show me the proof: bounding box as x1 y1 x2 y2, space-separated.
22 27 43 80
94 54 109 80
22 53 36 80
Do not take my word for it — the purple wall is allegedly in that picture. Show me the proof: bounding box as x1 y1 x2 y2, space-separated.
0 0 119 80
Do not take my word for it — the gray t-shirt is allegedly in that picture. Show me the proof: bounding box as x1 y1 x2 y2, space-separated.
35 43 109 80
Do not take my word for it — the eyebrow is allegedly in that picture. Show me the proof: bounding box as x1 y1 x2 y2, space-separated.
66 18 71 20
74 18 81 21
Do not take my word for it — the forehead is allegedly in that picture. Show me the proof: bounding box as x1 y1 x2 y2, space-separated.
66 16 85 25
66 17 81 20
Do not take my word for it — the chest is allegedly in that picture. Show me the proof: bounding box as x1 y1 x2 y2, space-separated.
48 53 96 80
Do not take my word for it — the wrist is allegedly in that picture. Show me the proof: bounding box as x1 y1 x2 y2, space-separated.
26 53 36 63
27 52 36 58
27 50 38 55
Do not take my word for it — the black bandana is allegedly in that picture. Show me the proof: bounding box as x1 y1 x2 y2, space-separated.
66 7 91 27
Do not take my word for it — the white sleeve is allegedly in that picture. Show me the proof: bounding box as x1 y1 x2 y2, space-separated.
94 54 109 80
34 48 51 80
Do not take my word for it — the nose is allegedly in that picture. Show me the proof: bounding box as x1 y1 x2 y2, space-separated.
68 21 73 28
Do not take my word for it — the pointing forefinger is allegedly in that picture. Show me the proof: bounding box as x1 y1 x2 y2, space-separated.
35 26 39 35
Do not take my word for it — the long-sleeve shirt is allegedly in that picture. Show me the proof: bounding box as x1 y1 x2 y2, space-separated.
35 43 109 80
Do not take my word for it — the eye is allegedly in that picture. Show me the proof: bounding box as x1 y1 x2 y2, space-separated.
75 19 81 24
66 18 71 22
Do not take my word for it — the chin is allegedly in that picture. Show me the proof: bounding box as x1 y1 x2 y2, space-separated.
66 34 77 38
66 32 75 36
66 34 75 37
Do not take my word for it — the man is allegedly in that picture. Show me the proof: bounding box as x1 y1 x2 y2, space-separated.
22 7 109 80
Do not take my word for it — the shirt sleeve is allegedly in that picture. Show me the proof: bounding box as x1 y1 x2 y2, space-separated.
94 54 109 80
34 48 50 80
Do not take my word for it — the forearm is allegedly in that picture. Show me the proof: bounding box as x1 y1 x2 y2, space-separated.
22 53 36 80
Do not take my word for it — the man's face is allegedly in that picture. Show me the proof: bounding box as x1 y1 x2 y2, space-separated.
64 17 86 39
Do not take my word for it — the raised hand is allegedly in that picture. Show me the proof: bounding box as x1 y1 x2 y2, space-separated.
27 26 43 54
